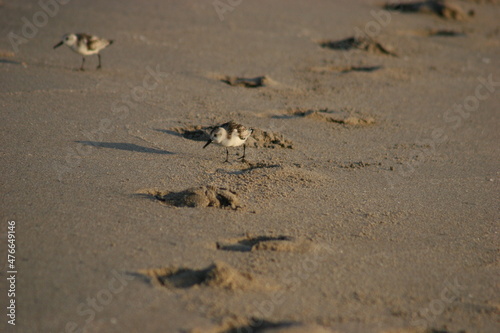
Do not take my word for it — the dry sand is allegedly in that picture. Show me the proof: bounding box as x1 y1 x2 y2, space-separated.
0 0 499 332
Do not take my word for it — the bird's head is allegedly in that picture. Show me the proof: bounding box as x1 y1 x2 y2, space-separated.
203 127 226 148
54 33 77 49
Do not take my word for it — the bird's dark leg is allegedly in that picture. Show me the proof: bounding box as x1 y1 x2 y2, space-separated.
224 148 230 163
238 144 247 162
97 54 102 70
80 57 85 71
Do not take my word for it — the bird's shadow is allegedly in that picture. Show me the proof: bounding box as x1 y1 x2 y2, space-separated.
76 141 174 154
0 59 22 65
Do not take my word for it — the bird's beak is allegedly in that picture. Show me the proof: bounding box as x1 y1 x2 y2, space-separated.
53 41 63 49
203 140 212 149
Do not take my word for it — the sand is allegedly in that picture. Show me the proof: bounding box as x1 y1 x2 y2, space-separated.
0 0 499 332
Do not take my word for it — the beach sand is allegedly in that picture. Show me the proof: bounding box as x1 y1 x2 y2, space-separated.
0 0 499 332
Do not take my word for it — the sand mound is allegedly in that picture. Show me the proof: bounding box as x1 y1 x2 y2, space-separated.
141 186 240 210
279 108 375 126
139 262 267 291
220 75 277 88
384 0 473 20
340 116 376 126
247 129 294 149
204 162 329 207
319 37 397 56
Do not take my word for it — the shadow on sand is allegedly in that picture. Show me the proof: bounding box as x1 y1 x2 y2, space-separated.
76 141 174 155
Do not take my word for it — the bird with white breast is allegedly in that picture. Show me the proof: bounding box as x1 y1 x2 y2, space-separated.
53 33 114 71
203 121 253 163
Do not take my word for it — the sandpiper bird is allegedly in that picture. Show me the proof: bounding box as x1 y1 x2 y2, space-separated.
53 33 114 71
203 121 253 163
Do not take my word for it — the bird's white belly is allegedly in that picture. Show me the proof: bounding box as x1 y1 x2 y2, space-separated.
71 44 98 56
221 136 245 147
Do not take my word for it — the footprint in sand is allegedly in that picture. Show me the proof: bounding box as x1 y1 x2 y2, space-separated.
397 28 466 37
205 73 282 88
138 186 240 210
220 75 274 88
216 234 315 253
192 318 334 333
384 0 474 20
310 65 383 74
270 108 376 126
318 36 398 57
167 125 211 142
137 261 275 291
337 160 382 170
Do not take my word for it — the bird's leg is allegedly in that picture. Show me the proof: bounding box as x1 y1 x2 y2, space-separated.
80 57 85 71
224 148 230 163
97 54 102 70
238 144 247 162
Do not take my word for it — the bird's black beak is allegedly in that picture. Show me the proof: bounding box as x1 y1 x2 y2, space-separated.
203 140 212 149
53 41 63 49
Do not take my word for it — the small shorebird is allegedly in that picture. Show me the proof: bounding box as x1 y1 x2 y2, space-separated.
53 33 114 71
203 121 253 163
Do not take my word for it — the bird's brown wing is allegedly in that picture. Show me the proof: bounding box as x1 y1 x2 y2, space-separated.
78 34 110 51
228 121 251 140
220 121 236 139
76 33 93 49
